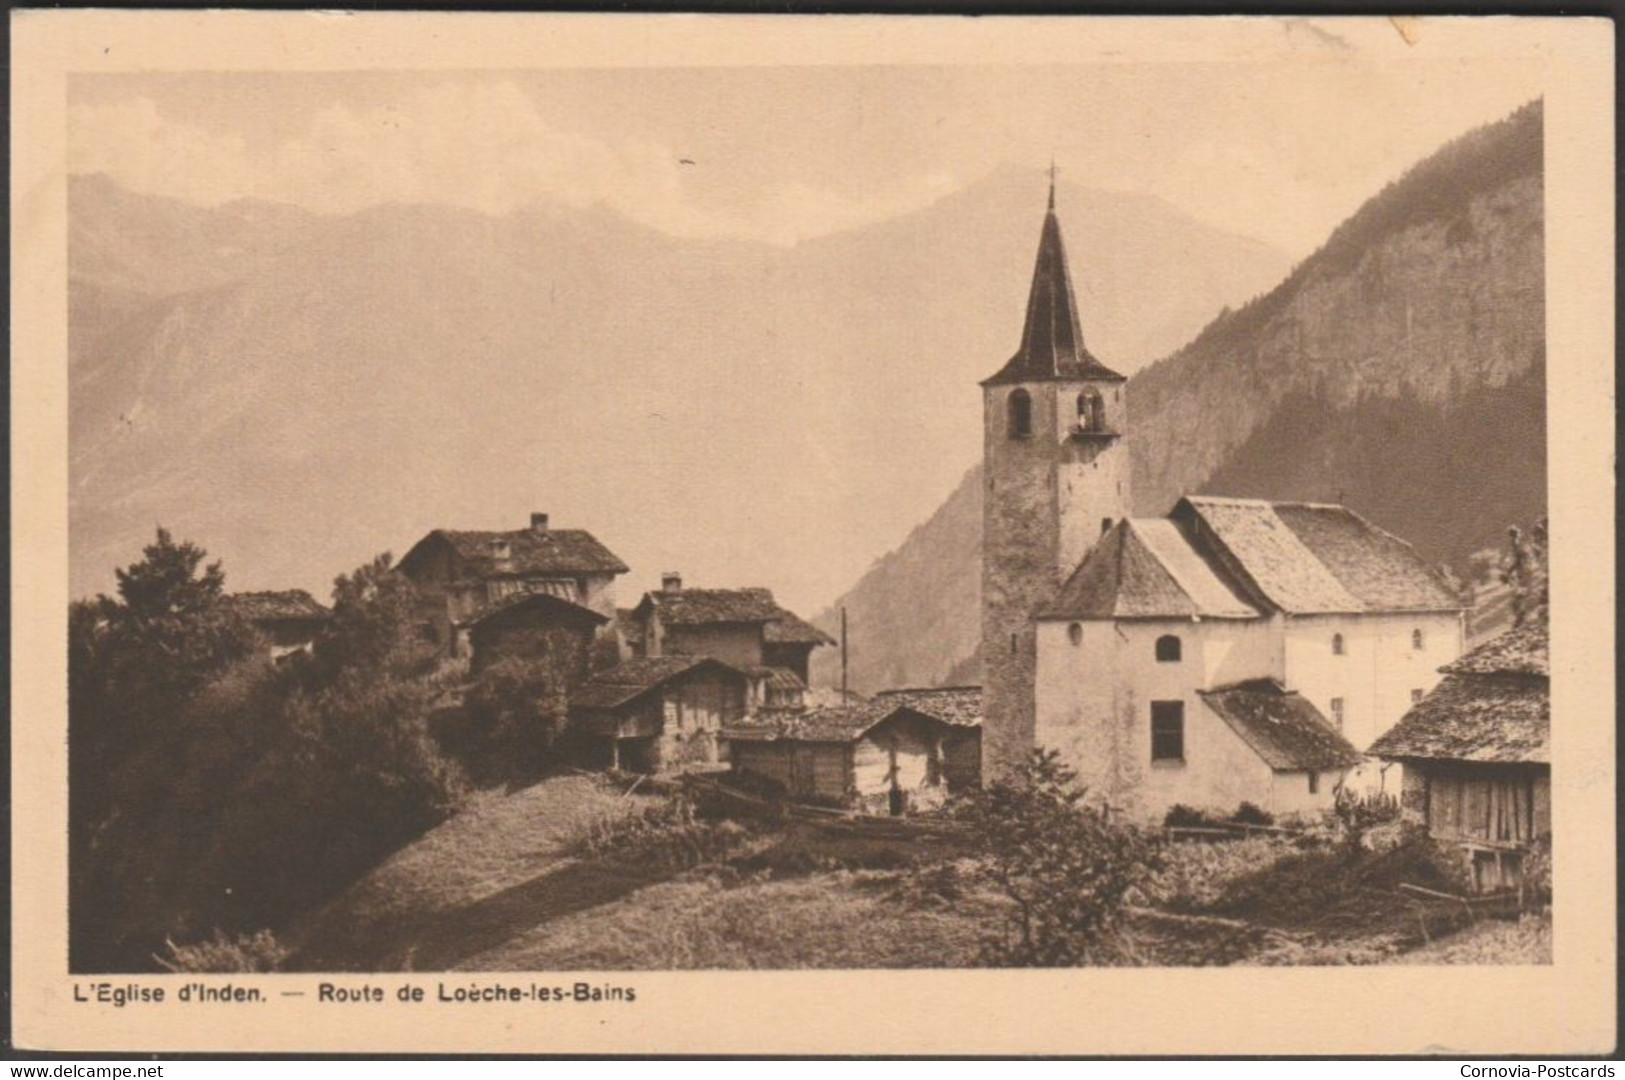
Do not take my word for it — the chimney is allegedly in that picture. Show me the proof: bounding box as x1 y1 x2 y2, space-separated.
661 571 683 593
530 512 550 533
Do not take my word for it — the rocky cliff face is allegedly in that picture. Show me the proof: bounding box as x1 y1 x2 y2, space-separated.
813 101 1545 693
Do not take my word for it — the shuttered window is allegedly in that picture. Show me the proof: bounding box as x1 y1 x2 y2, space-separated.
1151 701 1184 763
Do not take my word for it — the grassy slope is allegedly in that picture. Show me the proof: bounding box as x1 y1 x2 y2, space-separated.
287 776 1543 971
287 774 656 971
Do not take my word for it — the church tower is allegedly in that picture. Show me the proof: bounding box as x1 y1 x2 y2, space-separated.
980 178 1131 775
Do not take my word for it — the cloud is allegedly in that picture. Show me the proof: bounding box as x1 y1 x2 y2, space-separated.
67 82 957 245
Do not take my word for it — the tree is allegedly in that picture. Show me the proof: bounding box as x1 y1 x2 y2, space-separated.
1500 517 1549 629
69 539 466 972
955 749 1159 966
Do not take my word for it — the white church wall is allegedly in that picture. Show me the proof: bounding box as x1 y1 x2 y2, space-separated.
1036 618 1285 822
1282 610 1463 793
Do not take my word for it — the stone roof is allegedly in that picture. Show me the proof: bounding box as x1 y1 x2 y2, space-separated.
460 591 608 630
645 587 782 626
1042 519 1259 620
982 198 1125 387
871 686 984 726
569 656 741 711
1368 673 1549 765
223 590 330 623
725 701 975 745
1174 497 1464 615
639 587 834 646
1199 680 1365 772
402 527 629 580
1442 621 1548 677
1370 623 1550 765
763 608 838 646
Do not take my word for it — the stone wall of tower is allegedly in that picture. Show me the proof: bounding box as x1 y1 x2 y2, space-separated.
1054 382 1131 576
982 379 1130 776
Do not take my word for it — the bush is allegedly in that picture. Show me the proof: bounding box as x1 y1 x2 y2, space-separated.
155 930 288 973
575 794 755 875
1231 802 1275 827
1522 834 1552 907
955 749 1161 966
1164 804 1224 829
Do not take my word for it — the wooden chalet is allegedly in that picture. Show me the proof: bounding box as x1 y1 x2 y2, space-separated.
570 656 748 773
221 589 331 662
1370 621 1550 892
397 512 628 656
726 688 982 814
461 592 608 687
620 573 834 682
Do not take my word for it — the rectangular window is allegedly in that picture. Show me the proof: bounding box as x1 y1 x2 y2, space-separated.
1308 771 1320 794
1330 697 1345 730
1151 701 1184 763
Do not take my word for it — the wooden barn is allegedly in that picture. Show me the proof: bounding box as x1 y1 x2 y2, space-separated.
570 656 747 773
461 592 608 686
727 694 982 814
221 589 331 663
1370 621 1550 893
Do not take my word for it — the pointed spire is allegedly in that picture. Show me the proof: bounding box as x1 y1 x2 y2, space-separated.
982 172 1125 387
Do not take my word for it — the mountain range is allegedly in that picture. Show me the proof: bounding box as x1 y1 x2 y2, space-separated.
810 101 1545 693
68 164 1290 611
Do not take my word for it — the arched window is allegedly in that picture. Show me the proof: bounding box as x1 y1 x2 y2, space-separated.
1411 628 1424 650
1008 388 1033 439
1155 635 1182 662
1068 622 1083 646
1332 633 1345 656
1076 388 1105 432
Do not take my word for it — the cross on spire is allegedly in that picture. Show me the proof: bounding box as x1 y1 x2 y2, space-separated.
1048 158 1058 210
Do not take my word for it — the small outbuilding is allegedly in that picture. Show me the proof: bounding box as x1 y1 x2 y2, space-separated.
570 656 748 773
726 697 982 814
222 590 331 663
462 592 609 687
1370 621 1550 892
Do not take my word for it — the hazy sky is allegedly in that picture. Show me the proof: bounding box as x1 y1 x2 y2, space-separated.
70 57 1547 260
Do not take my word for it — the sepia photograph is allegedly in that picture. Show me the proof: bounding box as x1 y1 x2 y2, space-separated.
10 10 1615 1056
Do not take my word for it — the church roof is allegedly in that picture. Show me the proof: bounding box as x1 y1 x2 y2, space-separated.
982 189 1125 387
1200 680 1365 772
1040 518 1260 620
1173 497 1464 615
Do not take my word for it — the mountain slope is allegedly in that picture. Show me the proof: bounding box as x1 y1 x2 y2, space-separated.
813 101 1545 693
69 168 1289 610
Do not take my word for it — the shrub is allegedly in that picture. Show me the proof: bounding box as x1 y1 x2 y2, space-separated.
1231 802 1275 827
955 749 1161 966
1522 834 1552 907
155 930 288 973
1164 804 1223 829
575 794 755 875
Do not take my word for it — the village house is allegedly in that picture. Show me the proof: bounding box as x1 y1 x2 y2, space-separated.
462 592 608 689
222 589 331 663
569 656 749 773
1370 621 1550 892
980 179 1466 822
726 688 982 814
619 572 833 684
397 512 629 658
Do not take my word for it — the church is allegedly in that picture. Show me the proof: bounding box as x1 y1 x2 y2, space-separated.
980 181 1468 822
